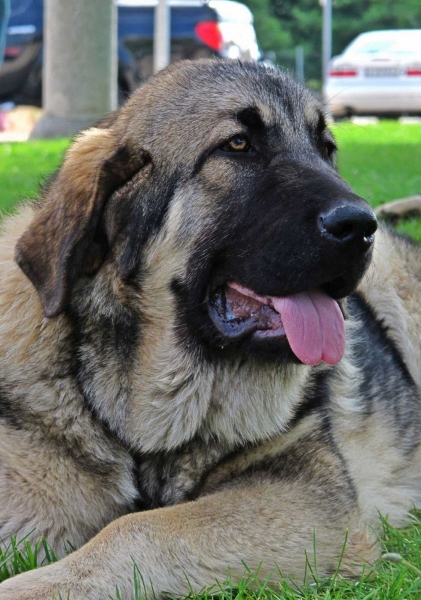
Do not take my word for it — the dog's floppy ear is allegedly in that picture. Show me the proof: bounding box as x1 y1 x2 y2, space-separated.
15 127 146 318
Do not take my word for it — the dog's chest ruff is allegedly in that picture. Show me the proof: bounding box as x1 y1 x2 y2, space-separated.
133 440 229 509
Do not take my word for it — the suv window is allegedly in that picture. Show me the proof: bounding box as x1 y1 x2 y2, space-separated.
10 0 33 18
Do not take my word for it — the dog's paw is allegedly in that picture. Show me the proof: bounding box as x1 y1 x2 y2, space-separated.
0 565 77 600
0 580 55 600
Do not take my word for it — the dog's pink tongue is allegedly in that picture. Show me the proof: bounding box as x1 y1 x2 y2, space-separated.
272 290 345 366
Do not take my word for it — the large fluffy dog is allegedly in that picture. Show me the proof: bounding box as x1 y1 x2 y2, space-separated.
1 60 421 599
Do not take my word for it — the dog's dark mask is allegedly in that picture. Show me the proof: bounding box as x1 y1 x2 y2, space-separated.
172 103 377 366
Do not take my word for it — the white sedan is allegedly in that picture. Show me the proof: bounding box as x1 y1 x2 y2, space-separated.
324 29 421 117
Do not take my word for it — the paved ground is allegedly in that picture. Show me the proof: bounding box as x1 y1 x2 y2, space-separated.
0 132 30 142
0 105 42 142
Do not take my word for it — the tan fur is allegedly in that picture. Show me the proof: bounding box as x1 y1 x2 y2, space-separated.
0 208 137 555
0 482 379 600
63 128 116 190
0 61 420 599
360 227 421 389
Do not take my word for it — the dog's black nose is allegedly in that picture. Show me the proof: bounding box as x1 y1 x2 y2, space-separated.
319 203 377 248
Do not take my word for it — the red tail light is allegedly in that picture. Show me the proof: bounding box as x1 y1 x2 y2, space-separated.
329 70 357 77
4 46 22 58
194 21 223 52
406 69 421 76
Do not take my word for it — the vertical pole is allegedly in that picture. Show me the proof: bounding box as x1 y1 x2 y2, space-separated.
295 46 304 82
321 0 332 85
154 0 170 74
31 0 117 138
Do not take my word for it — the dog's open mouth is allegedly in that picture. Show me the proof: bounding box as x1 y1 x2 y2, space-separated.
208 282 346 366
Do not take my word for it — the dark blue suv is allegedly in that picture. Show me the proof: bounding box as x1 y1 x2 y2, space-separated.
0 0 259 105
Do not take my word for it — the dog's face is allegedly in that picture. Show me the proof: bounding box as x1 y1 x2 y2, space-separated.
16 60 376 368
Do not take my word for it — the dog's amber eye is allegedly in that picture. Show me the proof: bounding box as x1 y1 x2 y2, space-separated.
221 135 251 153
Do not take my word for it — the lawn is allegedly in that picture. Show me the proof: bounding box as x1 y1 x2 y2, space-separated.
1 121 421 238
0 138 70 214
332 120 421 240
1 122 421 598
333 120 421 207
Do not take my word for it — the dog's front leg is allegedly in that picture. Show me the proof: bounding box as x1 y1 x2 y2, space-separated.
0 481 378 600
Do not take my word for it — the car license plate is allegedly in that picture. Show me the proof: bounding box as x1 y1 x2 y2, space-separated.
364 67 401 77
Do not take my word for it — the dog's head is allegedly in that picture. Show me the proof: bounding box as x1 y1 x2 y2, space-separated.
16 60 376 368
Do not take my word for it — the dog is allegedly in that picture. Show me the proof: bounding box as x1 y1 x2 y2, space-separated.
0 59 421 600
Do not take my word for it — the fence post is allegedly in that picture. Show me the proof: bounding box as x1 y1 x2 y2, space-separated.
295 46 304 81
320 0 332 85
154 0 170 73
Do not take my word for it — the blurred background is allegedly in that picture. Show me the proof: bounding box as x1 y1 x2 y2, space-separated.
0 0 420 238
1 0 421 133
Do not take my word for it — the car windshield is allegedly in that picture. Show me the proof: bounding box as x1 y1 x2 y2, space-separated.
344 32 421 56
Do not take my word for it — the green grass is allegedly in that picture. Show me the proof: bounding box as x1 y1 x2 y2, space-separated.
1 122 421 597
333 121 421 208
332 120 421 241
0 139 70 214
2 515 421 599
0 534 58 583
